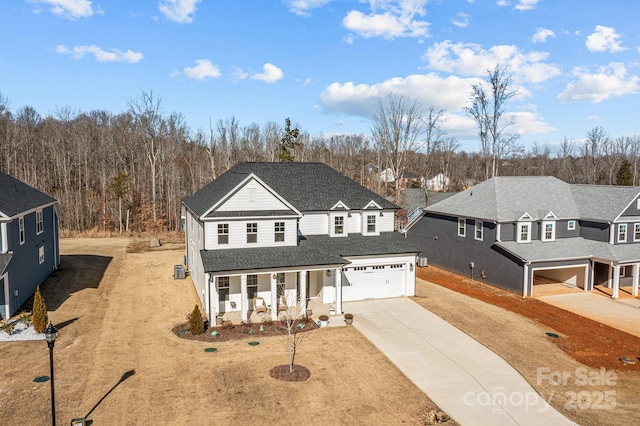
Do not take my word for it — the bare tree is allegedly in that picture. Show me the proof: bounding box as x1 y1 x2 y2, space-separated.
581 126 608 184
371 94 427 197
466 64 520 179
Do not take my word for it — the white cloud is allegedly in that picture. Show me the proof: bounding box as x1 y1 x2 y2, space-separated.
342 0 429 39
250 63 284 83
56 45 143 63
514 0 539 11
531 27 555 44
29 0 93 19
451 12 469 28
423 40 561 84
159 0 201 23
176 59 221 80
284 0 333 16
558 63 639 103
496 0 510 6
586 25 625 53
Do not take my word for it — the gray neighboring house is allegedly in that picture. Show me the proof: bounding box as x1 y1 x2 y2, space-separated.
404 176 640 298
1 171 61 319
182 162 420 323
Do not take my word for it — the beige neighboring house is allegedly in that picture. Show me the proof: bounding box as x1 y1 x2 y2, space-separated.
423 173 450 192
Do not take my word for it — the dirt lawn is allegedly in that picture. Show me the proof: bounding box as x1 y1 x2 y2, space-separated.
415 266 640 426
0 238 441 425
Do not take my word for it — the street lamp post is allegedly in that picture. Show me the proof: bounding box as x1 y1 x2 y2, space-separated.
44 322 59 426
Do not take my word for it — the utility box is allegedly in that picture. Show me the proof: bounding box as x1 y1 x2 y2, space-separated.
174 265 186 280
71 419 86 426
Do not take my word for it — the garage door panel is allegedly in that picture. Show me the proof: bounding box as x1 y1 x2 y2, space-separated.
342 265 405 301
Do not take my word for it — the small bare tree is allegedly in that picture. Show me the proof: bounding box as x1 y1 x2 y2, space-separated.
279 297 308 373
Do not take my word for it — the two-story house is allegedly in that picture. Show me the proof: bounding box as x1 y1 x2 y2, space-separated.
405 176 640 299
182 162 419 322
0 171 61 320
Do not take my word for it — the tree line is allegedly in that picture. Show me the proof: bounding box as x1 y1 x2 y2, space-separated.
1 87 639 234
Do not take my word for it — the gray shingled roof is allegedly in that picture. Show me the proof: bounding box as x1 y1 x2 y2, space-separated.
184 162 398 217
426 176 639 222
0 253 11 274
0 171 57 218
571 185 640 222
496 238 640 263
201 232 420 273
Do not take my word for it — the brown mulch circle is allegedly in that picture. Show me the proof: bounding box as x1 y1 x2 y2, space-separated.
172 316 319 342
269 364 311 382
417 266 640 371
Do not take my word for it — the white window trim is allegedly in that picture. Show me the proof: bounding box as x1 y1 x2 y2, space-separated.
246 222 258 244
567 220 576 231
618 224 627 243
458 218 466 237
217 223 229 245
274 222 285 243
36 210 43 235
331 214 347 237
517 222 531 243
365 214 377 235
619 266 626 277
542 221 556 242
474 221 483 241
38 246 45 264
19 216 25 245
634 223 640 242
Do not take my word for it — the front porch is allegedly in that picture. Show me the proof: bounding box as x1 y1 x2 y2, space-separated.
216 297 346 326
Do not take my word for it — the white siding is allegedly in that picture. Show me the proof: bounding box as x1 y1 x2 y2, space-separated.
217 181 289 212
378 211 395 232
299 213 328 235
348 212 361 233
204 218 297 249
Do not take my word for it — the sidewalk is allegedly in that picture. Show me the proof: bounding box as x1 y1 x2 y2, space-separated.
343 298 576 426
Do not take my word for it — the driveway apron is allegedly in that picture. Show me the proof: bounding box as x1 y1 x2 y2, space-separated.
343 298 576 426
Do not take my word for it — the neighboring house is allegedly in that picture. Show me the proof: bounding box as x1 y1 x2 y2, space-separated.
404 176 640 299
423 173 450 192
182 162 419 322
0 172 61 320
379 168 422 189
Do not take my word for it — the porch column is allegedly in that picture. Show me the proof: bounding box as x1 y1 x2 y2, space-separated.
335 268 343 315
299 271 307 316
240 274 248 322
211 275 219 319
270 273 278 321
612 265 620 299
632 264 639 297
522 263 530 298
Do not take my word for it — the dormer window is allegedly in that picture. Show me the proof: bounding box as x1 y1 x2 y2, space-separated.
542 221 555 242
334 216 344 235
567 220 576 231
618 224 627 243
367 215 376 233
517 222 531 243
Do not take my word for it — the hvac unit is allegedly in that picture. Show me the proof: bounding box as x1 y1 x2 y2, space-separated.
418 257 428 267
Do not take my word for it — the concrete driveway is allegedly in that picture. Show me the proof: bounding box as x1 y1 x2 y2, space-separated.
538 292 640 338
343 298 576 426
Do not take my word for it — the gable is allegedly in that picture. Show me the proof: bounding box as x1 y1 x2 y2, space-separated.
209 176 297 216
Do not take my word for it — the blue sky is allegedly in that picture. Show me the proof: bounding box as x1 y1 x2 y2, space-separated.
2 0 639 152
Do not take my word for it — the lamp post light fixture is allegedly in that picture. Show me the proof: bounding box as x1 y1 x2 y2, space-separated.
44 322 59 426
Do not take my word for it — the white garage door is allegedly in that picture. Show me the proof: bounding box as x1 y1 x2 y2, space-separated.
341 264 405 301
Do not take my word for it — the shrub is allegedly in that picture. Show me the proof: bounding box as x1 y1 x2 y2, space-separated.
0 320 15 335
189 305 204 335
18 311 32 326
32 286 48 333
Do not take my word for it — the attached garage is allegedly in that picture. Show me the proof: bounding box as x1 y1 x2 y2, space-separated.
531 264 588 296
341 263 407 301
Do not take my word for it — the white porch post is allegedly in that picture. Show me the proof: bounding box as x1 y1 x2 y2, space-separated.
270 273 278 321
335 267 343 315
212 276 219 319
523 263 529 298
612 265 620 299
632 264 639 297
300 271 307 315
240 274 248 322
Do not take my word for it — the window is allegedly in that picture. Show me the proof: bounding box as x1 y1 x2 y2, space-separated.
19 217 25 245
274 222 285 242
635 223 640 241
619 266 627 277
567 220 576 231
367 215 376 233
517 222 531 243
217 276 230 288
373 265 385 270
542 221 555 242
276 273 285 296
247 274 258 300
618 224 627 242
247 223 258 243
36 210 43 235
218 224 229 245
334 216 344 235
458 218 466 237
38 246 44 264
474 221 483 241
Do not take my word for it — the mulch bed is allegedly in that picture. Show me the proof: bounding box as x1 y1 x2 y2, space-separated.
172 317 319 343
417 266 640 371
269 364 311 382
